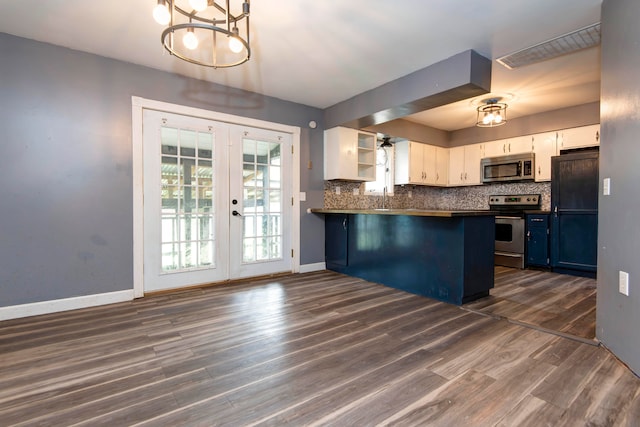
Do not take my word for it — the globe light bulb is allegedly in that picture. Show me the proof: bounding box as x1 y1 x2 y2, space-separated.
482 112 491 125
183 29 199 50
153 1 171 25
494 112 503 123
189 0 208 12
229 36 244 53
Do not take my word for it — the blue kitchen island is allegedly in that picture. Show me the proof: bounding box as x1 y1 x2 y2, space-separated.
312 208 496 305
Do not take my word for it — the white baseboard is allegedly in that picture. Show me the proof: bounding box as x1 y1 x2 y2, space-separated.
0 290 134 321
299 262 326 273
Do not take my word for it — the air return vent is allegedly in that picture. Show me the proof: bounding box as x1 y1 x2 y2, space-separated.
497 22 600 69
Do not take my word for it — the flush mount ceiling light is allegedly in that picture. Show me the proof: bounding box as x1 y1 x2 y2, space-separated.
476 98 508 128
153 0 251 68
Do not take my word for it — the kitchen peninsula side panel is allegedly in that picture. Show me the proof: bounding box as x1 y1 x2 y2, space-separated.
324 213 495 305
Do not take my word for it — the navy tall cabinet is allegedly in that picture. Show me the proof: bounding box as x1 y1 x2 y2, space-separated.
550 150 599 277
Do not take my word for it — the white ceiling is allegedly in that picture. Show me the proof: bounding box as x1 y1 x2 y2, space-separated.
0 0 602 131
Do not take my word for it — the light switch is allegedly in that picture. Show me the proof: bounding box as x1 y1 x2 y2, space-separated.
335 186 340 195
603 178 611 196
619 271 629 296
299 192 306 201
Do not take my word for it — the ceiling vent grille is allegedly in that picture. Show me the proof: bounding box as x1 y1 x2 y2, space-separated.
497 22 600 69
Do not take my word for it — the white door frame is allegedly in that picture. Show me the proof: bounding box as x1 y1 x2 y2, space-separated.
132 96 301 298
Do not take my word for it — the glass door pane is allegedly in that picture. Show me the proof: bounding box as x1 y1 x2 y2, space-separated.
241 139 283 263
160 128 215 271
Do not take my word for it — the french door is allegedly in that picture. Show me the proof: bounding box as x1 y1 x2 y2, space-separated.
142 109 292 292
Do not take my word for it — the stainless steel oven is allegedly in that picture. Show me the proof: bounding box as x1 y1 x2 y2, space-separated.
489 194 541 269
495 216 525 268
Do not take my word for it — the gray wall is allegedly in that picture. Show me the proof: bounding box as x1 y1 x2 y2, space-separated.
364 120 449 147
0 33 325 307
597 0 640 374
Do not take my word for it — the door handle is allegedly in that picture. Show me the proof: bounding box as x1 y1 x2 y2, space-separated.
232 210 242 217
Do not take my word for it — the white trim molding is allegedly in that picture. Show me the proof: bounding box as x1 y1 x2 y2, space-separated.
0 290 134 321
299 262 326 273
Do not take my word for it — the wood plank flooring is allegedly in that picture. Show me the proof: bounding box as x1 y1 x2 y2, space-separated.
465 266 597 342
1 270 638 426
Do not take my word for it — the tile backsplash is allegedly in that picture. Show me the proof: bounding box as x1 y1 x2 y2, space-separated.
324 181 551 211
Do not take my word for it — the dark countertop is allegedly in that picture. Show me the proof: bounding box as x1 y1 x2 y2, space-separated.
310 208 498 217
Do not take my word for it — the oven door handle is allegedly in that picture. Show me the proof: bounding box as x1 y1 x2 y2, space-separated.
495 251 523 258
496 216 524 220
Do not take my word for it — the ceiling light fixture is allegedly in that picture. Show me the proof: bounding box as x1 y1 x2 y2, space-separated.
152 0 251 68
476 98 508 128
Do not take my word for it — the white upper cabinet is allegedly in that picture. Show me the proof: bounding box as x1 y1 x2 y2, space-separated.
558 124 600 151
434 146 449 186
448 143 483 186
395 141 448 186
509 135 535 154
483 135 533 158
324 127 376 181
531 132 557 182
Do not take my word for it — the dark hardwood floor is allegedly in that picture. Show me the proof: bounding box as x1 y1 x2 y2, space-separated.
0 270 638 426
465 266 597 342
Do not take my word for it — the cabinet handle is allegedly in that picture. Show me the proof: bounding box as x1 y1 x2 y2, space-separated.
553 206 558 217
460 173 463 180
503 144 506 153
465 172 468 180
509 143 511 152
527 231 531 239
538 166 541 175
342 218 347 230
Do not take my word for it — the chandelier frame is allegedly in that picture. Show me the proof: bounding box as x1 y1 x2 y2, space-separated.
157 0 251 69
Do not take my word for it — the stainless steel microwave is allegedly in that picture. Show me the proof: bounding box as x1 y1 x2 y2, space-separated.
481 153 535 183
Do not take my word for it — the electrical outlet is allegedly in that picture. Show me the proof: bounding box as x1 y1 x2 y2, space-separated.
604 178 611 196
408 191 413 199
353 188 359 195
619 271 629 296
335 186 340 195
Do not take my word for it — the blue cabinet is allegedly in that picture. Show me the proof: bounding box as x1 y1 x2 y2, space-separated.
325 214 349 269
323 213 495 305
550 150 599 277
526 214 549 267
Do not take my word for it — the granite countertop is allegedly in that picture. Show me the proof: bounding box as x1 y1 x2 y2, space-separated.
310 208 498 217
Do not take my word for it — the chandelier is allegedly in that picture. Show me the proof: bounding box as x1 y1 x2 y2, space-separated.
152 0 251 68
476 98 508 128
